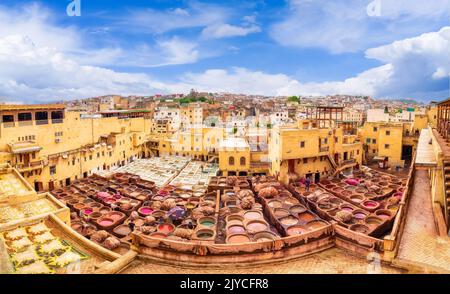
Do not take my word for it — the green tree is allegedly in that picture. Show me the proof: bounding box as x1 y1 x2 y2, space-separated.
287 96 300 103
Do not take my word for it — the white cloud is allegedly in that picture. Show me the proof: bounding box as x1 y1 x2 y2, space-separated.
202 23 261 39
0 35 171 102
270 0 450 53
124 2 230 34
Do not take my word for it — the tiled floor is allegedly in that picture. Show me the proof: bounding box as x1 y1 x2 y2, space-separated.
397 170 450 271
120 248 404 274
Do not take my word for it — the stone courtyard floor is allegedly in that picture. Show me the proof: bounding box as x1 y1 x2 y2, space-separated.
120 248 405 274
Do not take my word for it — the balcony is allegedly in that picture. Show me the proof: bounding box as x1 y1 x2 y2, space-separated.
2 122 15 128
35 119 49 125
250 161 270 169
319 146 329 152
18 120 33 127
16 160 44 172
52 118 63 124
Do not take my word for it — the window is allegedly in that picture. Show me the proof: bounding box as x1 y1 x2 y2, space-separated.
35 111 48 121
303 158 307 164
372 139 376 144
357 150 359 155
2 115 14 123
385 144 390 149
373 127 378 132
240 157 246 166
373 149 376 153
89 155 92 160
366 138 371 144
229 156 235 166
109 152 112 157
386 130 390 136
300 141 305 148
323 138 328 144
50 166 56 175
18 112 32 121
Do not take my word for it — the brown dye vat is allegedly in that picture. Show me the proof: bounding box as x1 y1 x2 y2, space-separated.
226 214 244 223
226 234 251 244
149 232 167 239
245 220 269 234
290 205 307 215
341 190 352 197
253 231 277 241
99 206 111 214
350 224 370 234
283 197 299 206
105 211 126 223
227 219 244 227
90 212 103 221
286 225 309 236
375 209 392 220
73 203 86 213
113 225 132 238
321 180 331 185
345 185 356 191
151 210 166 219
297 212 316 223
325 184 335 190
364 192 377 199
273 208 290 219
332 187 344 194
305 220 328 230
349 194 365 203
355 188 368 194
336 182 346 187
331 179 341 184
365 216 383 228
243 210 263 220
83 198 94 205
89 202 103 210
387 204 399 212
279 216 298 226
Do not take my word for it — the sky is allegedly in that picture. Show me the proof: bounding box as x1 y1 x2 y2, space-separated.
0 0 448 103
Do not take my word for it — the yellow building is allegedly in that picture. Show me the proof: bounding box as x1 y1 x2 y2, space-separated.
268 119 363 184
218 138 250 176
0 104 151 191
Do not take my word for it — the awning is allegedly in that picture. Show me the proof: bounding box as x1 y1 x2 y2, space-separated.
11 146 42 154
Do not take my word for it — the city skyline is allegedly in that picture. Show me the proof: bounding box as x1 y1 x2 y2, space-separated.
0 0 448 103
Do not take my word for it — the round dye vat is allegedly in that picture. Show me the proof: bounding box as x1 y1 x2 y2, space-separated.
305 220 327 230
286 225 308 236
99 207 111 214
283 197 299 206
350 224 370 234
90 212 102 220
149 232 167 239
226 234 251 244
279 216 298 226
226 214 244 223
185 203 196 210
133 219 145 227
196 229 214 239
267 200 282 208
253 231 277 242
362 200 380 211
297 212 315 223
138 206 153 216
352 210 368 220
243 210 263 220
157 223 175 234
246 221 268 233
83 208 93 215
151 210 165 219
114 225 132 237
365 216 383 227
106 212 124 221
290 205 307 215
198 217 216 227
340 204 354 212
375 209 392 220
274 208 290 219
227 225 246 234
98 218 114 227
349 194 365 203
387 204 399 211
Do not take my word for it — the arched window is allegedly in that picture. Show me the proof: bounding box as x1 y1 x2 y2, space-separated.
229 156 235 166
240 156 246 166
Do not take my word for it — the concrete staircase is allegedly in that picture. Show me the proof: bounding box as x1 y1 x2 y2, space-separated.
443 160 450 229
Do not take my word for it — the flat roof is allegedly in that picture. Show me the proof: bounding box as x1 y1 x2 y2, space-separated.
219 137 249 149
415 128 437 167
0 104 65 111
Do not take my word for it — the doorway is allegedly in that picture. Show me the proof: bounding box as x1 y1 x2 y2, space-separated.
401 145 413 165
34 182 43 192
48 181 55 191
65 177 71 186
314 172 320 183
